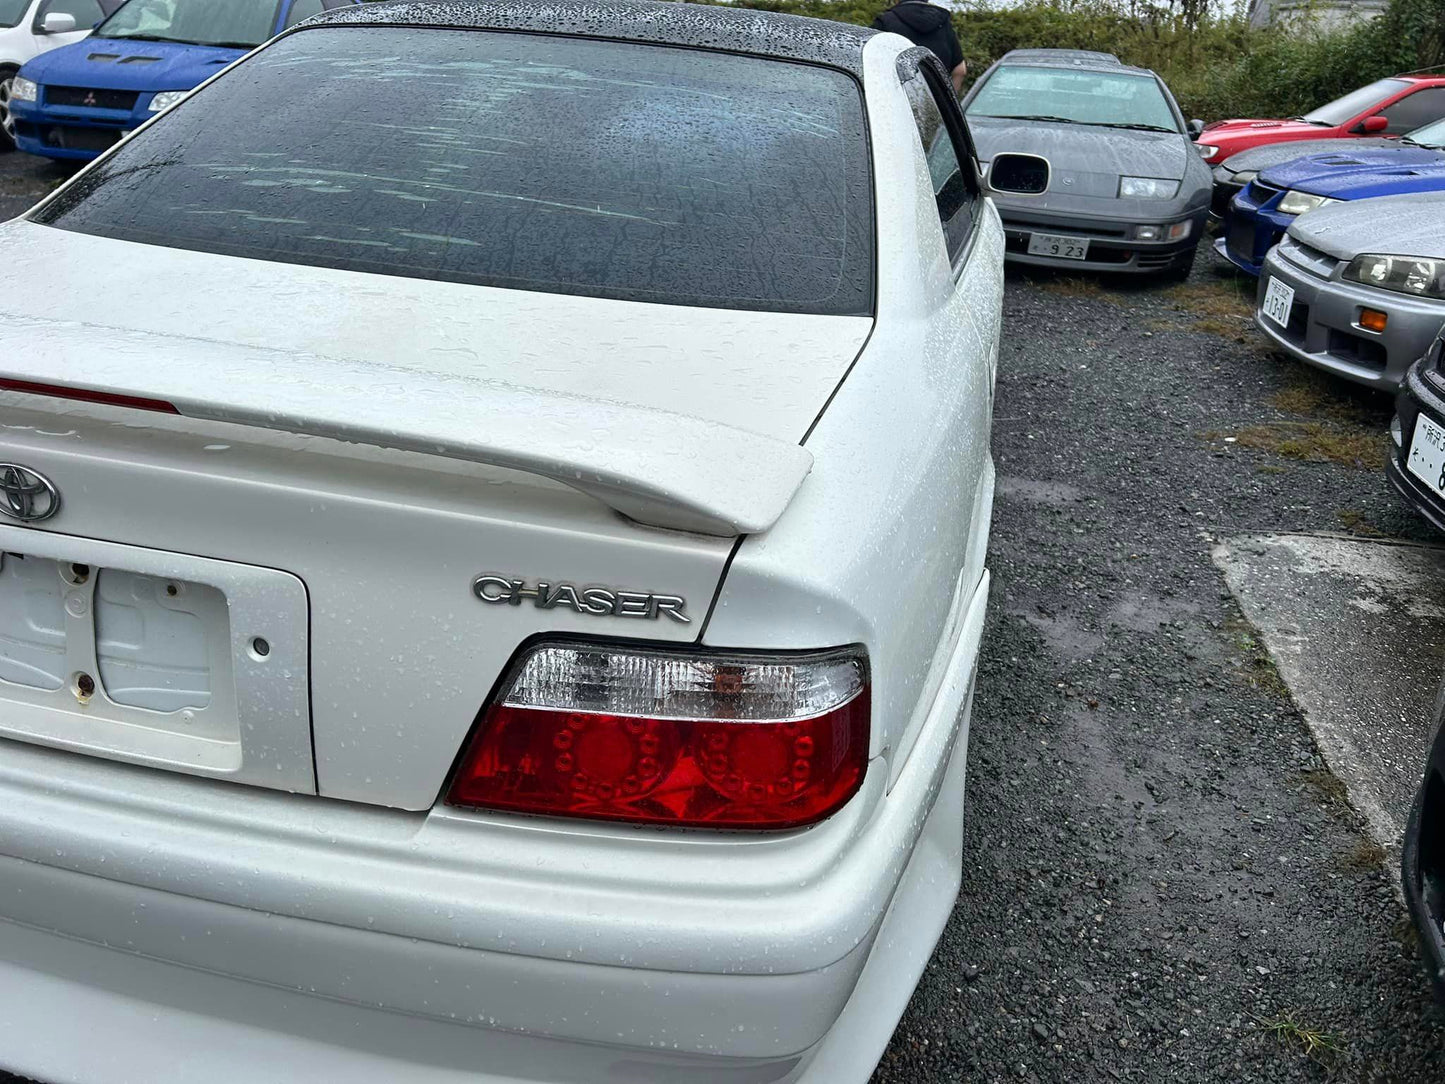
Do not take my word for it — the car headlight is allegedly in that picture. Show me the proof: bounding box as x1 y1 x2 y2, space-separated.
9 76 38 103
1343 253 1445 300
1197 144 1219 160
1277 190 1341 215
147 90 189 113
1119 176 1180 200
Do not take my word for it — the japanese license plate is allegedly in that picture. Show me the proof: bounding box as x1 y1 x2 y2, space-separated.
1261 277 1295 328
1408 414 1445 497
1028 233 1089 260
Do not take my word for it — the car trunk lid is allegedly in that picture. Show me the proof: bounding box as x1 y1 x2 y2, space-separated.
0 222 873 535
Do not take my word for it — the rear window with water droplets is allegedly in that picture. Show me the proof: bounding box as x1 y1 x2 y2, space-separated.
34 26 875 316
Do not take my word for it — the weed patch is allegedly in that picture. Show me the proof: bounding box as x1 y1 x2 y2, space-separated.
1256 1011 1346 1068
1335 838 1386 873
1215 422 1384 468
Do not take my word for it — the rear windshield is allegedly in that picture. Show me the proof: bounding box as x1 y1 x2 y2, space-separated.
1303 78 1410 126
34 26 875 316
966 65 1179 132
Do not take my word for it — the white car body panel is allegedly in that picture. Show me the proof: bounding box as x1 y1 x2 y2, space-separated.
0 12 1003 1084
0 223 871 534
0 1 91 73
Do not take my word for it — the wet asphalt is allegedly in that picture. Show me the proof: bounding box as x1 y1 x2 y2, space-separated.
2 144 1444 1081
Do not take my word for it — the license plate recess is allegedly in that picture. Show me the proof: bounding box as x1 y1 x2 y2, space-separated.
0 526 311 792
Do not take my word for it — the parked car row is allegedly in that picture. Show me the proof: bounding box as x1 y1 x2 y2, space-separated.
958 60 1445 1004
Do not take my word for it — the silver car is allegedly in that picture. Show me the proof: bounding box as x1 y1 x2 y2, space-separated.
1256 191 1445 390
962 48 1212 278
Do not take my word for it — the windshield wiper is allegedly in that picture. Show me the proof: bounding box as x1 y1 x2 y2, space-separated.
201 40 261 50
991 114 1080 124
95 32 179 43
1085 122 1177 132
1290 116 1332 126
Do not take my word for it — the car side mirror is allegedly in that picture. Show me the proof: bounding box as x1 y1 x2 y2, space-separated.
40 11 78 33
1187 118 1205 139
1358 115 1389 134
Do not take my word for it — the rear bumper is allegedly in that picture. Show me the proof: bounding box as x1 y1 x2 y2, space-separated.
1254 246 1445 392
0 570 989 1083
995 206 1204 275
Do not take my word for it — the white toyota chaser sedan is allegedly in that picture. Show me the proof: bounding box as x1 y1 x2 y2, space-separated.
0 2 1004 1081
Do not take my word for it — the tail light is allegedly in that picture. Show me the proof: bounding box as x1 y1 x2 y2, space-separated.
446 642 870 829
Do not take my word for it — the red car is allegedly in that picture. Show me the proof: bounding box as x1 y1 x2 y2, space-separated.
1196 74 1445 163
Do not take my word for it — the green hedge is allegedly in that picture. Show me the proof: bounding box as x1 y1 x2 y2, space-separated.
726 0 1445 121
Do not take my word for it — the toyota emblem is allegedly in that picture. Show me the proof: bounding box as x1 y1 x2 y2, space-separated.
0 464 60 523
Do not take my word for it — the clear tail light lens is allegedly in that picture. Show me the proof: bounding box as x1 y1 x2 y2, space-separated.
446 642 870 829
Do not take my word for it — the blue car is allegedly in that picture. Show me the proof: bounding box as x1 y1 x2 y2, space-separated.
1217 116 1445 276
9 0 358 161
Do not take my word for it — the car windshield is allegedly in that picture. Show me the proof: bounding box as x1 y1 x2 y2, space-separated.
35 27 874 315
1403 117 1445 149
1301 78 1411 126
965 64 1179 131
0 0 29 29
94 0 279 48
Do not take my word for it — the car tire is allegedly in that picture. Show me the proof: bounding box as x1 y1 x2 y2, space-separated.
0 67 18 153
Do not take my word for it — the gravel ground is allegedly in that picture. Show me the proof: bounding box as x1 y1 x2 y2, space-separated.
1 146 1442 1081
0 150 66 222
873 249 1445 1082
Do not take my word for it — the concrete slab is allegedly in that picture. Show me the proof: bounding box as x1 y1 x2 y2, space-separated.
1213 533 1445 843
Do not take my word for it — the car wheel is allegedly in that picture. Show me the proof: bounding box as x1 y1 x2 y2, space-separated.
0 68 18 153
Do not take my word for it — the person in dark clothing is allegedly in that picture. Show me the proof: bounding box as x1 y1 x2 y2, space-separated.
872 1 967 94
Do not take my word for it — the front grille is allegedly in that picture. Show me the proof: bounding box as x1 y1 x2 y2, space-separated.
1227 218 1255 261
1276 301 1310 346
1249 180 1283 203
1326 329 1387 371
43 85 139 111
1277 237 1340 279
41 125 123 152
1211 183 1239 218
1137 251 1183 270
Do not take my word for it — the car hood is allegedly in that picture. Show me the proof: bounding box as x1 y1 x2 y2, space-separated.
1288 191 1445 261
21 35 247 91
1261 150 1445 199
1218 137 1397 175
969 116 1191 192
1202 118 1332 138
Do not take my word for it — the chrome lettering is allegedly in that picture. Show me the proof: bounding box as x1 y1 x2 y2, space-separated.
474 575 688 623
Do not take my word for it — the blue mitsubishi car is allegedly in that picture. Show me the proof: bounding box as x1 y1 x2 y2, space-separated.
8 0 359 162
1217 117 1445 276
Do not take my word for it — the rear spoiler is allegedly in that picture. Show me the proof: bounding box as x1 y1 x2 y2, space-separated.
0 316 813 537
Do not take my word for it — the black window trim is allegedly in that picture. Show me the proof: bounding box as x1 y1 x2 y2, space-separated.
897 46 983 275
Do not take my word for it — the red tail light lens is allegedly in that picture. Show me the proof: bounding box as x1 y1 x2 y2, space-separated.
446 643 870 829
0 378 179 414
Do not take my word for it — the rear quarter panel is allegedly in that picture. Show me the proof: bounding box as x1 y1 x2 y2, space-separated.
704 35 1004 782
